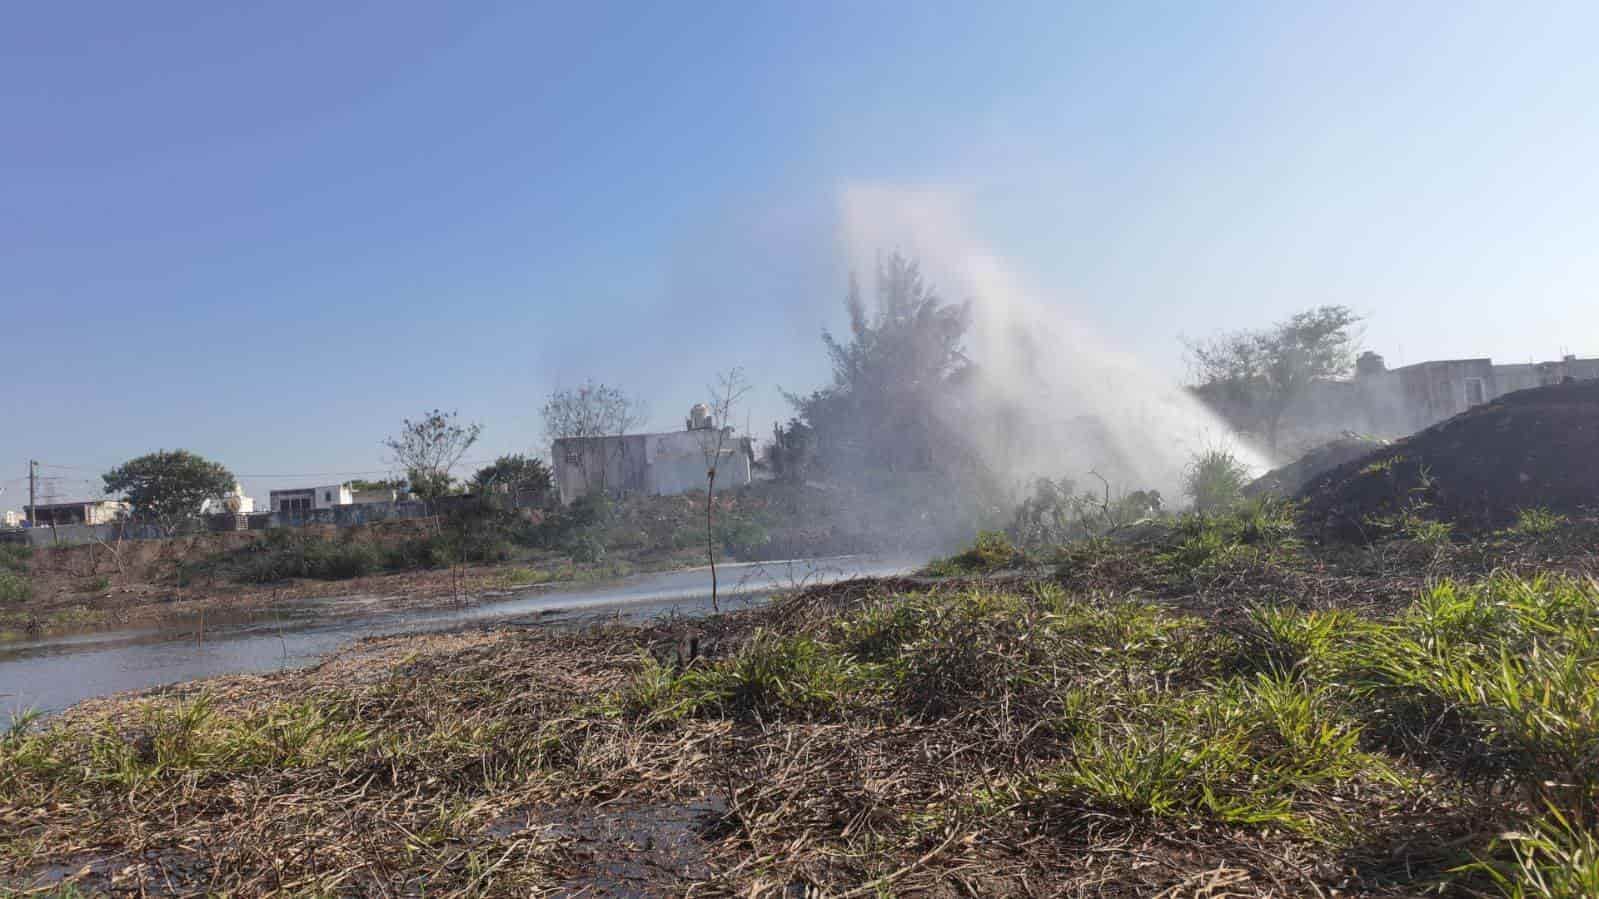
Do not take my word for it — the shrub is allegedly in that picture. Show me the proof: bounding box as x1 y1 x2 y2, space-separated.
1469 805 1599 898
1342 576 1599 825
1509 508 1568 539
1011 477 1164 549
384 536 449 571
313 542 379 579
714 514 770 556
628 631 870 722
0 569 31 604
1036 675 1395 834
0 544 31 573
231 532 381 582
1184 449 1251 514
524 491 614 561
923 531 1020 576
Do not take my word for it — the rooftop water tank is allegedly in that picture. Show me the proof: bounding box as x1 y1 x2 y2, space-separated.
688 403 714 430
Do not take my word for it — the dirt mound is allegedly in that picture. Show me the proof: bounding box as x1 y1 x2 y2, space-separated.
1297 381 1599 537
1244 433 1388 499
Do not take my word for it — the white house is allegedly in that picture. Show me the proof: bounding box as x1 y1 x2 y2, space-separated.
200 482 256 515
269 484 353 517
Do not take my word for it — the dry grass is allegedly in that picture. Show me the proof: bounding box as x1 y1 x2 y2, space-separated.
4 516 1599 896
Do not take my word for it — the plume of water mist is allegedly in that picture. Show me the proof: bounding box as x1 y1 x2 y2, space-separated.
838 185 1269 504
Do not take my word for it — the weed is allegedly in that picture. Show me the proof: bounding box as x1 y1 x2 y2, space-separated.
1467 805 1599 898
0 543 31 572
1035 675 1397 835
0 568 30 604
1229 605 1368 679
922 531 1021 576
627 631 873 722
1184 449 1251 514
1508 507 1569 539
494 566 552 588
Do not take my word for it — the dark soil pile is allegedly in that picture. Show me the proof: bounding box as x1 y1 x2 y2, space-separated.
1298 381 1599 537
1244 433 1388 499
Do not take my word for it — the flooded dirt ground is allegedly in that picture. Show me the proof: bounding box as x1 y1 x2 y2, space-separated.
0 555 918 715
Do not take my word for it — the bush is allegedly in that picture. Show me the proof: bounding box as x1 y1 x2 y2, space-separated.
1184 449 1251 514
231 532 381 583
1011 477 1164 550
383 536 448 571
0 569 31 604
1509 507 1568 539
628 631 871 722
523 492 614 560
714 513 770 556
0 544 31 573
923 531 1021 576
315 542 380 579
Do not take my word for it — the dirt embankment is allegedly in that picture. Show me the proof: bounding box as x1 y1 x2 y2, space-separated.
0 519 506 632
1297 381 1599 537
0 485 882 635
1243 433 1387 499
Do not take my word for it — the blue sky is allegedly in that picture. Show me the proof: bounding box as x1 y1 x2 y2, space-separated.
4 1 1597 506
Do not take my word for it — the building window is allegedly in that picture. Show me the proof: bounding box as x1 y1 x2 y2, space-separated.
324 491 333 502
1465 378 1486 407
565 451 581 464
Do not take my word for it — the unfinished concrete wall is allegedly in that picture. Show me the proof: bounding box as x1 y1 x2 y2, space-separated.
553 430 751 503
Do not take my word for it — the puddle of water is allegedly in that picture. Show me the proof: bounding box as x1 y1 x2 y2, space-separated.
0 556 916 716
488 793 729 895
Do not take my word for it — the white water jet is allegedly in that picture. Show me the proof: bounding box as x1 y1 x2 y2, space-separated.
838 184 1269 504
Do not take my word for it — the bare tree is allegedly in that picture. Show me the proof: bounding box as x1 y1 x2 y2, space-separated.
541 381 645 496
696 368 752 611
382 409 483 505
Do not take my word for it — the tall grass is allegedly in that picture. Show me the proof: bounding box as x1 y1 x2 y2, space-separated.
1184 449 1252 514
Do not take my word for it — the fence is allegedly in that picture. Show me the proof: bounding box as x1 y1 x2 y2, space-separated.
0 521 168 548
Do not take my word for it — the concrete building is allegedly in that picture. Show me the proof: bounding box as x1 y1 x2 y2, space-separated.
350 486 401 505
552 407 753 503
2 510 24 528
1196 350 1599 456
269 484 354 517
1355 352 1599 435
25 500 130 527
200 482 256 515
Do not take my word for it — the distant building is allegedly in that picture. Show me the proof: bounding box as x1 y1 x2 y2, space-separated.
349 486 401 505
269 484 353 517
200 482 256 515
25 500 130 527
1355 352 1599 435
552 406 753 503
1196 351 1599 455
1 510 24 528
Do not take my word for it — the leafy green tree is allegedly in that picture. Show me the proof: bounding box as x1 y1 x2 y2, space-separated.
1187 305 1363 454
762 418 815 483
102 450 235 535
785 252 972 478
470 454 552 499
382 409 482 504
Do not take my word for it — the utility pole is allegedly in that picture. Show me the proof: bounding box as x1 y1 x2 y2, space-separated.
27 460 37 528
